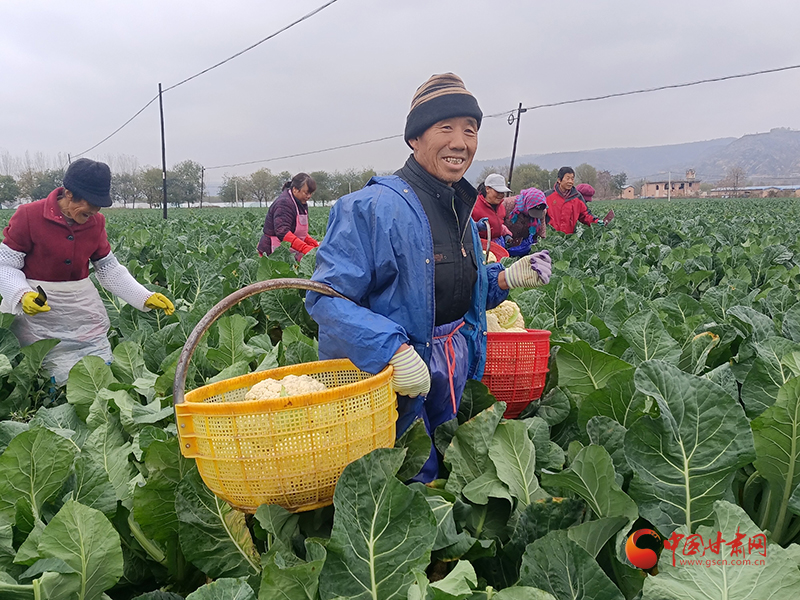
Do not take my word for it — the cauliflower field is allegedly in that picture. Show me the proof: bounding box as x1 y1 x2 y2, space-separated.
1 198 800 599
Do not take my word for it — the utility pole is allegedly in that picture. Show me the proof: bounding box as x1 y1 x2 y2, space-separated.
199 166 204 208
158 83 168 219
668 170 671 201
507 102 527 191
235 179 239 207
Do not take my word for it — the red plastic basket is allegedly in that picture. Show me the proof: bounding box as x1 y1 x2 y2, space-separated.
481 329 551 418
480 238 510 260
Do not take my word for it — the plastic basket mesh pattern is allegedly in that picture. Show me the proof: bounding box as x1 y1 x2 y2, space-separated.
175 359 396 513
481 329 550 419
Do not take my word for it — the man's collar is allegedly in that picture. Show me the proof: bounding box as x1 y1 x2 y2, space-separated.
401 155 477 207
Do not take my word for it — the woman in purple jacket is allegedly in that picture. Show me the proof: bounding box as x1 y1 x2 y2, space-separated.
257 173 319 260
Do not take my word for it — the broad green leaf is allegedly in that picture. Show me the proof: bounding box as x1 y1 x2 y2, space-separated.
457 380 497 424
0 354 11 377
462 497 513 543
19 557 78 580
395 419 431 482
555 341 634 397
678 331 720 375
36 500 123 600
727 305 776 342
28 404 89 450
567 516 629 558
643 501 800 600
782 351 800 378
528 387 571 426
407 484 461 552
488 421 548 506
66 357 117 421
620 309 681 365
0 428 76 522
0 421 29 454
187 577 256 600
3 339 60 415
83 420 134 505
627 360 756 532
751 377 800 544
740 337 800 418
134 437 196 544
68 454 117 516
260 289 315 334
0 328 20 361
703 362 739 401
206 315 259 369
319 448 436 600
502 497 586 569
461 462 512 505
578 369 648 429
254 504 299 549
783 302 800 342
444 403 505 496
430 560 476 599
586 416 631 479
259 539 325 600
519 530 624 600
110 341 150 384
208 360 251 383
176 470 260 578
652 293 706 331
541 445 637 525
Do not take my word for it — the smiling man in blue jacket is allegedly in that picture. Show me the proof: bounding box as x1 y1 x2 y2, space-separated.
307 73 551 481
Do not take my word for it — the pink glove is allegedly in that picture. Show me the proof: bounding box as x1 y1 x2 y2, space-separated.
504 250 552 288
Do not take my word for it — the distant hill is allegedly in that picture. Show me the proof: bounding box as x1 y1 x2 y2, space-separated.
468 128 800 184
695 128 800 182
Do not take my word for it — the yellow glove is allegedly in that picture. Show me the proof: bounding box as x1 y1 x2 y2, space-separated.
21 291 51 316
144 293 175 315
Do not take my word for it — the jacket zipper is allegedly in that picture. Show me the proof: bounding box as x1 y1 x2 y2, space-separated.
452 197 467 257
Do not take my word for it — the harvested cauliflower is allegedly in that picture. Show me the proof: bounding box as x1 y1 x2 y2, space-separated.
487 300 526 332
245 374 327 401
487 251 497 264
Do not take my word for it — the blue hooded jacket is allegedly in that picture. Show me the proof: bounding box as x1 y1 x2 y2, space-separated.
306 175 508 379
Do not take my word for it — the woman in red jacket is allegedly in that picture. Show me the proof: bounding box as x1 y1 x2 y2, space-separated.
0 158 174 384
471 173 513 246
257 173 320 260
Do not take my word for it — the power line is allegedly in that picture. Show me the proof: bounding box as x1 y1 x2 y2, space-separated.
484 63 800 119
71 0 341 158
73 96 159 159
207 62 800 170
162 0 340 92
205 134 403 170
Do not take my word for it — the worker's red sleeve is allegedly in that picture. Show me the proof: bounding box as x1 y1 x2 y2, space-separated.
283 231 314 255
577 201 599 226
89 213 112 261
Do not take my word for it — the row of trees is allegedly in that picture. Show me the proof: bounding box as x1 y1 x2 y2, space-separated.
475 163 628 199
217 167 377 207
0 152 378 209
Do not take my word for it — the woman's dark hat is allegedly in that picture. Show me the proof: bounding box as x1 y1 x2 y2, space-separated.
63 158 112 207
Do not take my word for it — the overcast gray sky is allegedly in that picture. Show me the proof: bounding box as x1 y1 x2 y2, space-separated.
2 0 799 184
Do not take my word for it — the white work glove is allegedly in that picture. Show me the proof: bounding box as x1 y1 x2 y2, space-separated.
388 345 431 398
504 250 552 288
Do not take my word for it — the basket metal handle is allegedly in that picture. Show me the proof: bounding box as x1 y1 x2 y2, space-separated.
172 278 349 405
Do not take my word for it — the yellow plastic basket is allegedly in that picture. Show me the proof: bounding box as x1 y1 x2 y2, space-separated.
173 279 397 513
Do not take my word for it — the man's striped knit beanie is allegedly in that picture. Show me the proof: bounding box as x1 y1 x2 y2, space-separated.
404 73 483 146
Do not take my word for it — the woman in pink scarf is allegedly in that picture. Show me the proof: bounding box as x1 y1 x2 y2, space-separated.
502 187 547 257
